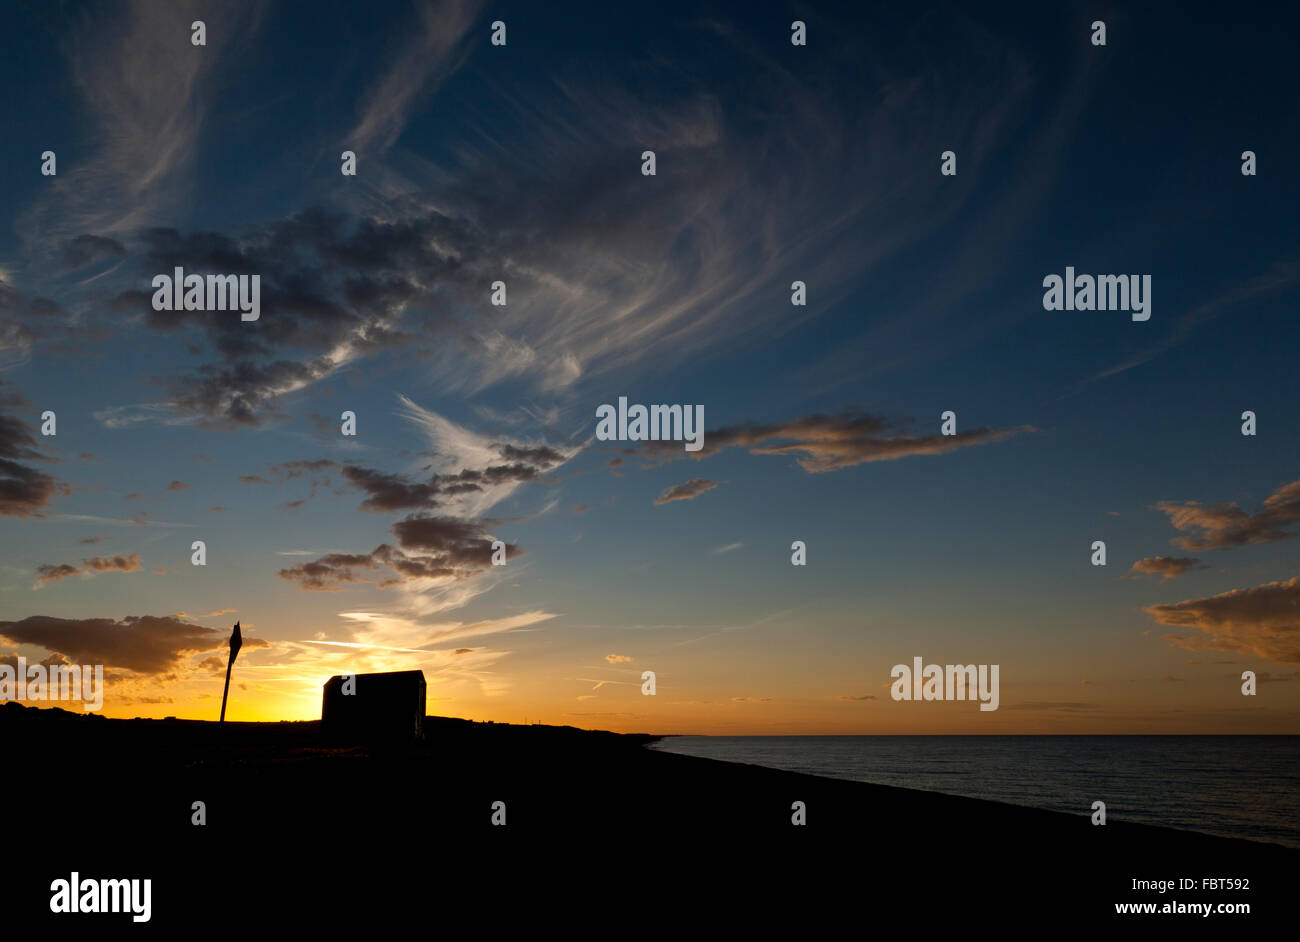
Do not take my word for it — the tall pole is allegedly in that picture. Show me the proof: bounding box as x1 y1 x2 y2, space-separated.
220 621 242 723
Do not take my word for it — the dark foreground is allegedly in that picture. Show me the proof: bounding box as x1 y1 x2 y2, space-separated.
5 703 1292 931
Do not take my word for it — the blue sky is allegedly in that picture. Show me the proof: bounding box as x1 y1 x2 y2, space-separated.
2 0 1298 731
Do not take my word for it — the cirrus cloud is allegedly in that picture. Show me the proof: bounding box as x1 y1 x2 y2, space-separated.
654 478 719 505
641 410 1035 474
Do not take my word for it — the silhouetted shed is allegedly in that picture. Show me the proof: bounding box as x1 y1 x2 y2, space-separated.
321 669 426 740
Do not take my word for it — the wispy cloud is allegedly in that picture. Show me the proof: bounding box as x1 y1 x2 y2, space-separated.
1081 256 1300 388
52 514 190 529
654 478 720 505
20 0 265 248
397 394 579 517
347 0 484 153
642 411 1035 473
1156 478 1300 551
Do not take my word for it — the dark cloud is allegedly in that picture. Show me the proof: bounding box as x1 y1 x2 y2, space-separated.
58 234 126 271
96 208 470 426
76 60 892 425
0 384 70 517
440 481 483 496
33 563 81 585
242 447 562 518
83 553 142 573
341 465 442 513
243 440 561 592
243 420 565 598
239 460 341 511
0 651 70 671
391 516 506 561
374 557 451 583
163 357 336 427
497 443 566 465
1146 575 1300 666
34 553 142 585
279 516 520 591
271 459 336 478
0 614 267 674
1124 556 1206 582
1156 479 1300 551
654 478 720 505
69 46 919 427
640 411 1035 473
837 694 876 701
251 458 443 513
276 544 420 590
24 297 69 318
278 549 382 591
164 480 189 492
1252 670 1300 685
0 275 113 359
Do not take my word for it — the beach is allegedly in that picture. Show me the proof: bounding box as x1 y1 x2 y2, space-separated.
6 702 1292 929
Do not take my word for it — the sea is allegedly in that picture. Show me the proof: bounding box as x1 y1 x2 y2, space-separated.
648 735 1300 848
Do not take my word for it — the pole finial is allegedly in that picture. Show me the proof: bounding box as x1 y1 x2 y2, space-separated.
220 621 242 723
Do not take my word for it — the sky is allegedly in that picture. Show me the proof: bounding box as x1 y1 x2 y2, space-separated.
2 0 1299 733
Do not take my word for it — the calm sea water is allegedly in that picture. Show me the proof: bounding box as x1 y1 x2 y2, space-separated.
648 735 1300 848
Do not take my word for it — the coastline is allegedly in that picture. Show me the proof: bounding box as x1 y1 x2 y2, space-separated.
7 704 1292 926
647 732 1300 849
